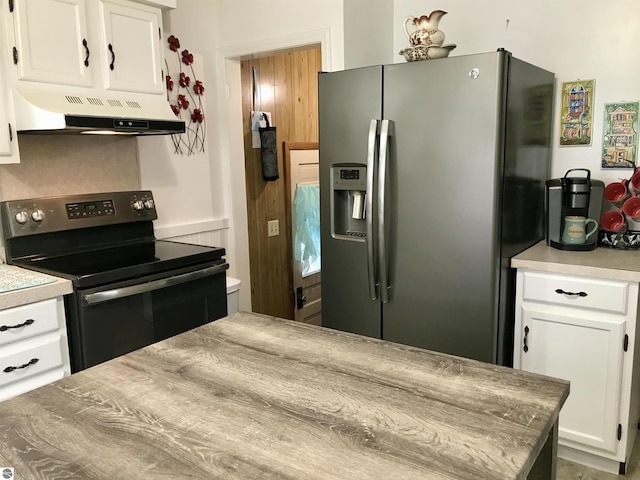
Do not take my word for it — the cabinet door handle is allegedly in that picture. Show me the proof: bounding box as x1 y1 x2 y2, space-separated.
108 43 115 70
555 288 588 297
523 326 529 353
82 38 90 67
3 357 38 373
0 318 34 332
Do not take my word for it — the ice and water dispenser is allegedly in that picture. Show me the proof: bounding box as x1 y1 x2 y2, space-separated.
331 165 367 239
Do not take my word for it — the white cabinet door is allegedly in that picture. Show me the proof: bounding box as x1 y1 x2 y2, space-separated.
11 0 94 87
0 30 19 163
519 306 625 454
0 100 11 158
0 66 18 162
98 0 163 94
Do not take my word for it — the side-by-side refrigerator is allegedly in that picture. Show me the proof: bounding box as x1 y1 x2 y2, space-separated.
319 50 554 366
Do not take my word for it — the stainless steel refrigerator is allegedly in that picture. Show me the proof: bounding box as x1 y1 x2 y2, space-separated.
319 50 554 366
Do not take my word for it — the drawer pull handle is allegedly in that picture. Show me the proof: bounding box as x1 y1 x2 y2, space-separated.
523 326 529 353
3 357 39 373
0 318 34 332
555 288 588 297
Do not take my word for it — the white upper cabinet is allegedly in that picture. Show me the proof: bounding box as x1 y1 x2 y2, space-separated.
11 0 94 87
0 3 19 163
7 0 164 95
0 69 19 163
98 0 163 94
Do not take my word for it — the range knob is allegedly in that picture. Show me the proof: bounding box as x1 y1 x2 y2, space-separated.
132 200 144 211
31 209 45 222
15 211 28 224
143 199 154 210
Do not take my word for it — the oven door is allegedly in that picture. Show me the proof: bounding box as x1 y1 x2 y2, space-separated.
65 261 229 372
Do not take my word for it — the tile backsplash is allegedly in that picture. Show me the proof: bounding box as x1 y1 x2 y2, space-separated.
0 134 140 201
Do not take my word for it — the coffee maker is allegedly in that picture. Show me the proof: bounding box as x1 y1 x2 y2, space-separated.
545 169 604 251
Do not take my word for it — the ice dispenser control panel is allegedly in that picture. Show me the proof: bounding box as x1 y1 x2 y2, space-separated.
331 165 367 240
334 167 366 191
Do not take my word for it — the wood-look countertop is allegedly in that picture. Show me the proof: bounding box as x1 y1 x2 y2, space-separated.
0 312 569 479
512 240 640 282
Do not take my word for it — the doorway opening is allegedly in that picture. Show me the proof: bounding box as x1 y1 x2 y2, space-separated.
237 45 322 320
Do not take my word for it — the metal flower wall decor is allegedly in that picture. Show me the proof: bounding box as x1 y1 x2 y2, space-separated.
165 35 206 155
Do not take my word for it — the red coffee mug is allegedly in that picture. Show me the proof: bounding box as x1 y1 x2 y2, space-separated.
630 170 640 194
600 210 627 233
604 181 630 206
622 196 640 219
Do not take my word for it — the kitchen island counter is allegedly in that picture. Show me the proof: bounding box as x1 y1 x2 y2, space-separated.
0 312 568 479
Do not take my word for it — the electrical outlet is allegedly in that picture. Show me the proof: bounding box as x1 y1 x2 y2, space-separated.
268 219 279 237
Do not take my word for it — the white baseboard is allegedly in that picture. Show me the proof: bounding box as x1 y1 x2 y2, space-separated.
558 444 623 475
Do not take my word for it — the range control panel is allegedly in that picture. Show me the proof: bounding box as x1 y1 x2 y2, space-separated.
66 199 116 219
0 191 158 238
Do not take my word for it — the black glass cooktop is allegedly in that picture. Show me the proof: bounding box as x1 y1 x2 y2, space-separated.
11 240 225 289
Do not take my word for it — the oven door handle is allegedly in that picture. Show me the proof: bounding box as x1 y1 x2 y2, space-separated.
82 263 229 305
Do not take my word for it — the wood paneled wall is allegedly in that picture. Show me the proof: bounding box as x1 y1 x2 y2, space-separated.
241 46 321 319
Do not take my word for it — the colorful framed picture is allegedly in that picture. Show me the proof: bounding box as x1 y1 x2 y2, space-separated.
601 102 638 169
559 79 595 146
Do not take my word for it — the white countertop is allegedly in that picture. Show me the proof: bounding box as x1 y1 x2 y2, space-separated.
0 265 72 309
512 240 640 282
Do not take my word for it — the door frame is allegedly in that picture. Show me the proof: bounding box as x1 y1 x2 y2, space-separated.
215 30 331 313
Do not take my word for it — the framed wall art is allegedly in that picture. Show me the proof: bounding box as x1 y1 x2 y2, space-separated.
559 79 595 146
601 102 638 169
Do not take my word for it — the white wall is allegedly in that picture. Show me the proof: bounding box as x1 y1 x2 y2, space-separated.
394 0 640 186
344 0 394 68
138 50 216 231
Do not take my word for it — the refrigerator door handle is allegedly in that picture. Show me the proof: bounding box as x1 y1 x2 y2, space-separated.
378 119 390 303
366 118 378 300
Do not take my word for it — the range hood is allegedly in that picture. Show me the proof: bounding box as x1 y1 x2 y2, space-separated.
12 86 185 135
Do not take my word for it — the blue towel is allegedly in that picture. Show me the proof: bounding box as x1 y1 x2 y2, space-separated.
293 183 321 276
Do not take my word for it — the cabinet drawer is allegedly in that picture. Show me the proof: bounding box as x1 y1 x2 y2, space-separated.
522 271 629 314
0 299 59 346
0 335 64 388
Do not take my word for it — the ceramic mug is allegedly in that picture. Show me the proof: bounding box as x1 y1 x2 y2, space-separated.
622 196 640 219
630 170 640 195
600 210 627 233
622 196 640 231
562 215 598 244
604 181 630 207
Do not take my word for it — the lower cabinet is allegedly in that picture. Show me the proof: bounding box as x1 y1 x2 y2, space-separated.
0 297 71 401
514 270 640 475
